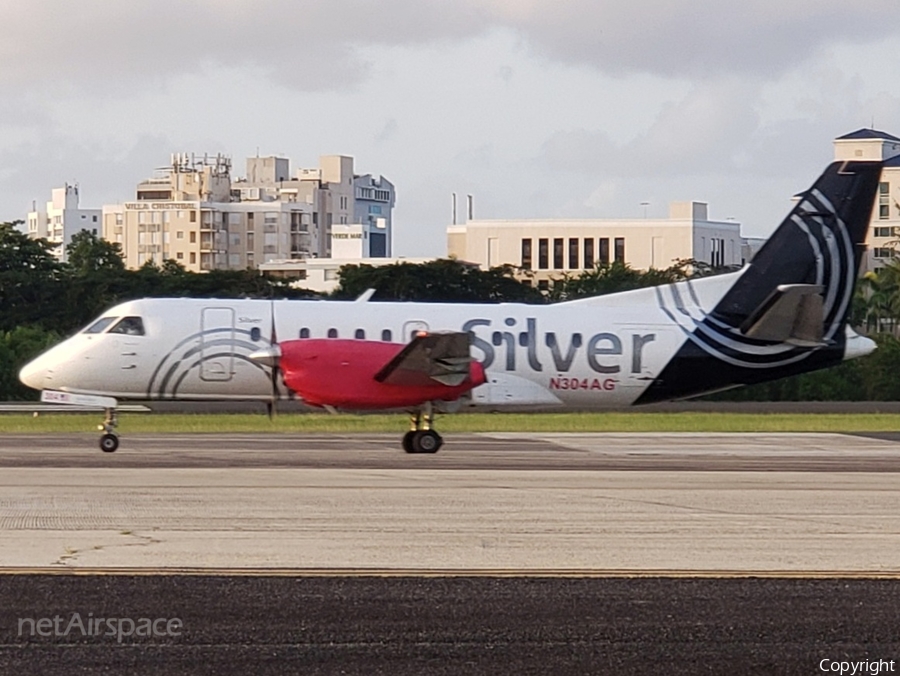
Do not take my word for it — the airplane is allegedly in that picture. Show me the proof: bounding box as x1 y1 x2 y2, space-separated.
19 159 882 453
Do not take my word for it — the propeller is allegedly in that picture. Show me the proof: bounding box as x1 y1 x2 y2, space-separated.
249 313 282 420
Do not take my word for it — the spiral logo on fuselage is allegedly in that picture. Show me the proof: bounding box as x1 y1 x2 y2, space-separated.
146 327 273 398
655 188 850 370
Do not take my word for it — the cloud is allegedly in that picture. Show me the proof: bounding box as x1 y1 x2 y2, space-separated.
1 1 896 96
540 80 761 178
0 0 488 93
482 0 900 79
0 135 167 221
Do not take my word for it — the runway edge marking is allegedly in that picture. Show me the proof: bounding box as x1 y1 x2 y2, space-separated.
3 567 900 579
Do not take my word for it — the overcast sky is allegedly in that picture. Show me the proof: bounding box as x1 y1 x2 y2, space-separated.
2 0 899 255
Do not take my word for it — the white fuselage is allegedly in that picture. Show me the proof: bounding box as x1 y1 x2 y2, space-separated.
18 268 875 410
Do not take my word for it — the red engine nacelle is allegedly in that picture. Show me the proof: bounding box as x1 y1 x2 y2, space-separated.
278 339 486 409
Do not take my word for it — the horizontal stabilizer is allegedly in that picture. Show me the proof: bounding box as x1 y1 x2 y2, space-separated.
739 284 825 346
374 332 473 387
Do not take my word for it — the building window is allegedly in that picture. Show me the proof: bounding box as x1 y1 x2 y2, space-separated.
614 237 625 263
538 279 549 292
327 328 338 338
381 329 392 342
584 238 594 269
190 231 196 244
873 248 894 259
875 227 893 237
538 238 549 269
553 238 564 269
710 238 724 267
190 211 197 223
521 238 532 269
879 182 890 220
176 252 183 260
568 238 579 269
299 328 310 339
189 252 196 264
598 238 610 265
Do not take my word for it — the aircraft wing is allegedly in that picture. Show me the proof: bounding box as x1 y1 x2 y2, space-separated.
374 332 474 387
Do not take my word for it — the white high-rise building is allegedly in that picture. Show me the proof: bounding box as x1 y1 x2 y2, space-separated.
26 184 101 261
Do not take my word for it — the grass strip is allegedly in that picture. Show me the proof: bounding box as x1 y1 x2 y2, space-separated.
1 412 900 434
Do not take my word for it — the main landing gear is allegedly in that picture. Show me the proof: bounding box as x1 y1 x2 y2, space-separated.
402 403 443 454
98 407 119 453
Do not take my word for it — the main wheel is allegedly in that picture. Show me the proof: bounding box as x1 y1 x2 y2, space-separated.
99 433 119 453
412 430 442 454
402 431 416 453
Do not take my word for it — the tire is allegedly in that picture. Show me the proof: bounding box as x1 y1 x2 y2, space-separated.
413 430 442 454
99 433 119 453
402 431 416 453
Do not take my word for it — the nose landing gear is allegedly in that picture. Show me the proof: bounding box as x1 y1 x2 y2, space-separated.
403 403 443 454
98 407 119 453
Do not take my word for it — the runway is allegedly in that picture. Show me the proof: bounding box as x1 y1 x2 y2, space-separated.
1 432 899 572
3 432 900 673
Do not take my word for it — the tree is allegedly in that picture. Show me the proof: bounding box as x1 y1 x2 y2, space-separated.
0 326 61 400
66 230 126 275
332 259 544 303
0 221 68 332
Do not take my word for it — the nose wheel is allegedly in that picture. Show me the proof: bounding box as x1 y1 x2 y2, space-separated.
403 404 443 454
98 407 119 453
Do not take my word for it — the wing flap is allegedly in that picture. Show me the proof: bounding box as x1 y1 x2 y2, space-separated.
374 332 474 387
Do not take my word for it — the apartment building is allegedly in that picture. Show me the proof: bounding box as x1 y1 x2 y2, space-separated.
837 129 900 274
102 153 394 271
26 184 101 261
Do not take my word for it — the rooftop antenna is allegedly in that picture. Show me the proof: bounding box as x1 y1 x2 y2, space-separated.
467 194 473 221
452 192 457 225
640 201 650 218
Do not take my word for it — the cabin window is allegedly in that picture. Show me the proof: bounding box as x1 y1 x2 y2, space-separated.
299 328 310 339
327 328 338 338
249 327 261 342
109 316 145 336
84 317 118 334
354 329 366 340
381 329 392 342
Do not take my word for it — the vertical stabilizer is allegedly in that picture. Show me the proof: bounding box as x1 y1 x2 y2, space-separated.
637 160 882 404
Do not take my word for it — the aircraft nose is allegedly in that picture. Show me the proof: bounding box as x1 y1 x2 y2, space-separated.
18 354 50 391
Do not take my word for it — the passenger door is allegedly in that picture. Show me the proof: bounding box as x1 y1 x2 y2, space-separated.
200 307 235 382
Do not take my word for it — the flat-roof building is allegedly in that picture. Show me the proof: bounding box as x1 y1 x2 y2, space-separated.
102 153 394 271
26 184 101 261
837 129 900 274
447 201 742 289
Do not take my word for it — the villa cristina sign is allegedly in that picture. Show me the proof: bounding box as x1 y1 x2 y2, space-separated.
124 202 198 211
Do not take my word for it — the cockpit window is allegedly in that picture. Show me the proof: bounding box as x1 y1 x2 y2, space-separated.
109 316 145 336
84 317 118 334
